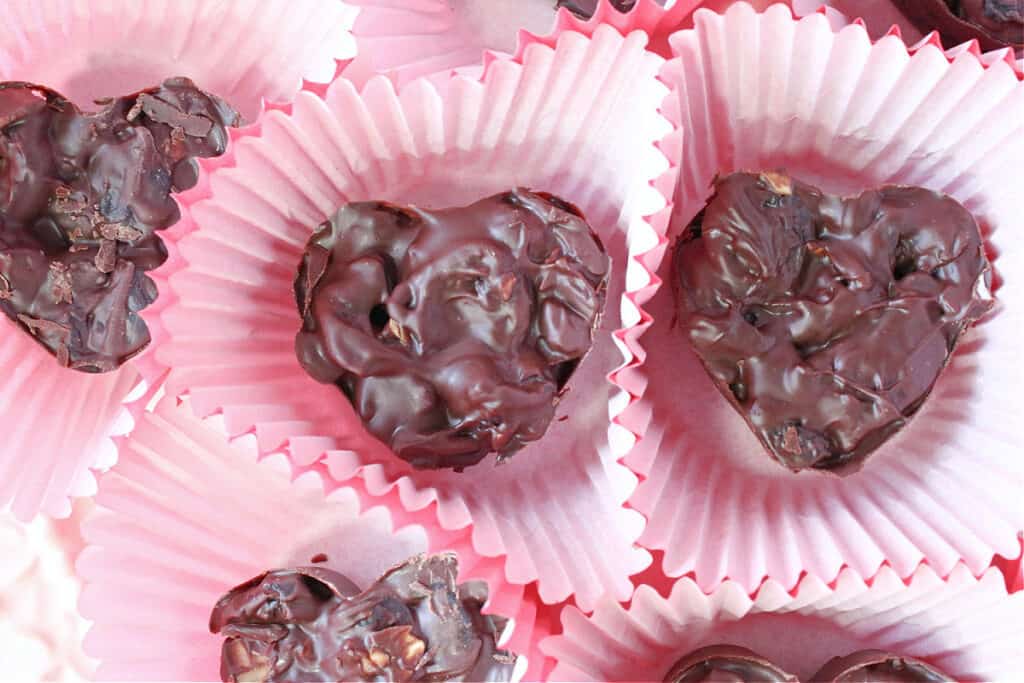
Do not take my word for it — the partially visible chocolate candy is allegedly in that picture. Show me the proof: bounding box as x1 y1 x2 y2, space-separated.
813 650 954 682
890 0 1023 54
556 0 639 19
664 645 799 683
0 78 240 371
210 553 517 683
295 189 609 471
674 171 993 473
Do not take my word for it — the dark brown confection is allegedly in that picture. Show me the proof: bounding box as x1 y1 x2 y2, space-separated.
663 645 799 683
890 0 1023 54
674 172 993 473
209 553 517 683
295 189 610 471
0 78 239 371
555 0 644 19
813 650 955 682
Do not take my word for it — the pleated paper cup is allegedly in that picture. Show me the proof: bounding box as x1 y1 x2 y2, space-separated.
791 0 1024 74
0 0 356 121
0 511 95 682
76 396 533 681
160 24 676 612
621 2 1024 593
541 563 1023 682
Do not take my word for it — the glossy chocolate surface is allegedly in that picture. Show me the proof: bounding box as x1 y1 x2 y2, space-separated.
556 0 639 18
674 172 992 473
210 553 516 683
813 650 954 682
664 645 798 683
295 189 609 470
0 78 239 371
891 0 1023 53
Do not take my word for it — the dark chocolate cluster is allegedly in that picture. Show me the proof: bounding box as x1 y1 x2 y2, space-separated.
891 0 1023 53
674 172 992 473
556 0 641 19
664 646 953 683
210 553 516 683
0 78 239 371
295 189 609 471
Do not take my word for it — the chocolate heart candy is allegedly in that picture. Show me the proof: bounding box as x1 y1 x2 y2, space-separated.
0 79 239 371
890 0 1023 54
295 189 610 471
674 172 993 473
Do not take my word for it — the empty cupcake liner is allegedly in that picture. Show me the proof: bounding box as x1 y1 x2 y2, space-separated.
791 0 1024 75
0 327 144 522
159 25 676 612
0 511 95 682
541 562 1024 681
77 395 535 681
621 3 1024 593
0 0 356 121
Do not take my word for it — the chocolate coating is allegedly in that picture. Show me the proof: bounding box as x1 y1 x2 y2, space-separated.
295 189 609 470
674 172 993 473
813 650 954 682
0 78 239 371
891 0 1023 54
664 645 798 683
210 553 516 683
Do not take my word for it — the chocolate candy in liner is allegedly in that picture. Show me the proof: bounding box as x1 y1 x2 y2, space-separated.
0 78 240 371
556 0 638 19
210 553 516 683
890 0 1023 55
295 189 610 471
813 649 955 682
663 644 798 683
673 171 993 474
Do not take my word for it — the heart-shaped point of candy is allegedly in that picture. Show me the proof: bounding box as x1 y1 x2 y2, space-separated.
674 172 994 474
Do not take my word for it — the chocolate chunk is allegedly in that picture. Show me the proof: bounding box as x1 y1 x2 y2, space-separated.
891 0 1023 54
664 645 798 683
556 0 641 19
813 650 954 682
295 189 610 470
0 78 239 372
210 553 517 683
673 172 992 473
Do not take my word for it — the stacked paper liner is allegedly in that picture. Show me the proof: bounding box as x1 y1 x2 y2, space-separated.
0 0 358 522
0 512 94 682
541 563 1024 681
77 396 538 681
160 24 677 612
618 2 1024 593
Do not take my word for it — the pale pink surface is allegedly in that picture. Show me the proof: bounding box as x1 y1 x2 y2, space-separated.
160 25 676 612
541 563 1024 681
791 0 1024 74
77 396 536 681
623 3 1024 592
0 511 95 682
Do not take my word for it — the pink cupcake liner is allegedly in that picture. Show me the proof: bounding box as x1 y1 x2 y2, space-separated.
541 562 1024 681
791 0 1024 75
0 328 144 521
0 0 356 121
160 25 677 612
77 395 535 681
0 511 95 682
621 3 1024 593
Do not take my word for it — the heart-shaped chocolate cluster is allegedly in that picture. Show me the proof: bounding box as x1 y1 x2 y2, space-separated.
0 79 239 372
674 172 993 473
664 645 953 682
295 189 609 471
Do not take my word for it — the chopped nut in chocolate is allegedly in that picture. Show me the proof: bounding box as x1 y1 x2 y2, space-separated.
0 78 240 371
674 172 993 473
295 189 610 471
210 553 516 683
